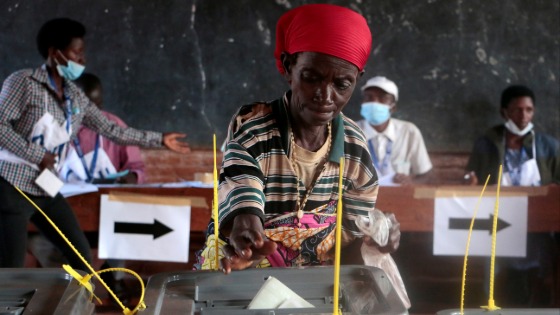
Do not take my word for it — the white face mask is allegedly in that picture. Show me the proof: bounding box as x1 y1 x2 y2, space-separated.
504 119 533 136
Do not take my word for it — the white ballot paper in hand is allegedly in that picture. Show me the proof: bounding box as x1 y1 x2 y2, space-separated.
247 276 314 309
35 169 64 197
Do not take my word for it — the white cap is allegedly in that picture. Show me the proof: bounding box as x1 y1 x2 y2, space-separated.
361 76 399 101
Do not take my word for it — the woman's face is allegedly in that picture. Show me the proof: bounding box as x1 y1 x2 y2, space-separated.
284 52 361 127
56 37 86 66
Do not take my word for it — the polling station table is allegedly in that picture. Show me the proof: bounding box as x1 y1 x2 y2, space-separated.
63 184 560 233
29 184 560 312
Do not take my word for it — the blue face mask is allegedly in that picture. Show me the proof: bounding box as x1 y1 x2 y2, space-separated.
56 60 86 81
360 102 391 126
56 58 85 81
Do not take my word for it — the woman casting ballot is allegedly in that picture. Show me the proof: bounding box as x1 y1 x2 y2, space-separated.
195 4 407 303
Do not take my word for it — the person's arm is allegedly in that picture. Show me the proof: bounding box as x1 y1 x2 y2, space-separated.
552 147 560 185
376 212 401 253
342 132 401 256
78 91 189 153
393 170 433 185
213 107 281 273
0 71 48 167
464 137 487 185
216 136 278 273
220 213 277 274
108 113 147 184
341 211 401 264
117 144 145 184
463 171 479 185
393 124 433 185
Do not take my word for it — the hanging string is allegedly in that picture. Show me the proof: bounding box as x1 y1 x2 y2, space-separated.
481 164 503 311
14 186 146 314
460 174 491 315
213 134 220 270
333 157 344 315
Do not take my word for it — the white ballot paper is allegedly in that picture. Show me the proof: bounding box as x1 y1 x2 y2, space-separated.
247 276 314 309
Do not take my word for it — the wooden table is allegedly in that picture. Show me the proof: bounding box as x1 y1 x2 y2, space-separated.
376 185 560 232
66 186 214 233
65 185 559 233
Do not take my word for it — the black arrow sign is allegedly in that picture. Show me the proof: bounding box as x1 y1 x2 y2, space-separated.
449 214 511 234
114 219 173 239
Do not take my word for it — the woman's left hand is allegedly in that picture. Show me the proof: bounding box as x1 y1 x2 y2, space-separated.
376 212 401 254
162 132 191 154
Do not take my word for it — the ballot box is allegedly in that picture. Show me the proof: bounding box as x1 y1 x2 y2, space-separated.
437 309 560 315
142 265 407 315
0 268 95 315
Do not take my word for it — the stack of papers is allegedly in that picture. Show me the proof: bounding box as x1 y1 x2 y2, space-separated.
60 183 99 197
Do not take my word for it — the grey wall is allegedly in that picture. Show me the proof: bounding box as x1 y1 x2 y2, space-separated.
1 0 558 151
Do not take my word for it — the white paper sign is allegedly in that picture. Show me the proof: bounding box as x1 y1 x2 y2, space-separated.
98 194 191 262
433 196 528 257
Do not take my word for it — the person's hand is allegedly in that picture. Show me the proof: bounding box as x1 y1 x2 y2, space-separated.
162 132 191 154
376 212 401 254
39 152 58 172
393 173 413 186
116 172 138 184
220 214 277 274
463 171 478 185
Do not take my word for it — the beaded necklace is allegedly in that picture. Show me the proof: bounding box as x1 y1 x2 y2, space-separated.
289 122 332 228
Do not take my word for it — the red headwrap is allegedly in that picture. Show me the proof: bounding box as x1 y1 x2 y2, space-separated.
274 3 372 74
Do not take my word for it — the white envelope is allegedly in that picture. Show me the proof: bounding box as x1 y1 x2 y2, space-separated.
247 276 314 309
35 169 64 197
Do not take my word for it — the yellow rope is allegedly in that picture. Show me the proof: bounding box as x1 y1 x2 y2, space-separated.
333 157 344 315
481 164 503 311
15 186 146 314
213 134 220 270
460 174 491 315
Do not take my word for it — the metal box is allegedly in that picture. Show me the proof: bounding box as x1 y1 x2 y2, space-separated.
143 265 408 314
0 268 95 315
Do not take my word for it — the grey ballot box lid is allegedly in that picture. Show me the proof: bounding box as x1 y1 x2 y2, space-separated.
142 265 408 315
0 268 95 315
437 309 560 315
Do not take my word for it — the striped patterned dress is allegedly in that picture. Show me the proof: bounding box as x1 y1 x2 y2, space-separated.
196 92 379 269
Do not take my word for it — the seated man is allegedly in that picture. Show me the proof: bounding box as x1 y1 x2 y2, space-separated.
465 85 559 306
465 84 559 185
357 76 432 185
61 73 145 184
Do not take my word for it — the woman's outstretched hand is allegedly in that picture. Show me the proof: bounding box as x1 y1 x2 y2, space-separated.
162 132 191 154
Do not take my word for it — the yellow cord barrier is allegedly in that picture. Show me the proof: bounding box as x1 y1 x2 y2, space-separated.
213 134 220 270
460 174 491 315
15 186 146 314
481 164 503 311
333 157 344 315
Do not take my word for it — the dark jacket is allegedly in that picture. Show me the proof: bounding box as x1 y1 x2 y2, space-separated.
466 125 560 185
